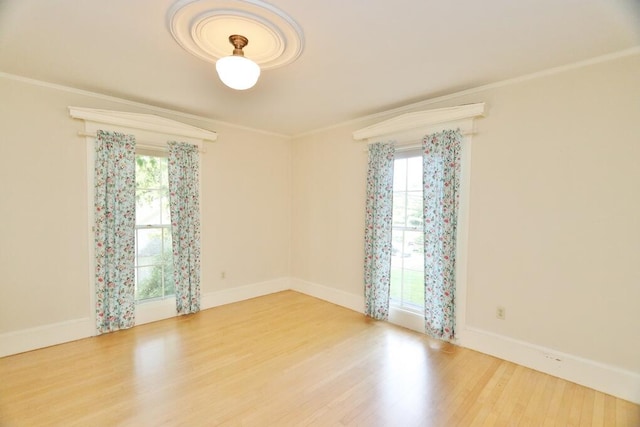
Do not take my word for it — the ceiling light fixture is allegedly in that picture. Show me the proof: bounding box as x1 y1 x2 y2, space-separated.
215 35 260 90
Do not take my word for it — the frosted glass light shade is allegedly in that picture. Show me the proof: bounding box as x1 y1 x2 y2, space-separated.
215 55 261 90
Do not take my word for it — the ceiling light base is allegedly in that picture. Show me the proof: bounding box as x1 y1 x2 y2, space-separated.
216 33 260 90
168 0 304 70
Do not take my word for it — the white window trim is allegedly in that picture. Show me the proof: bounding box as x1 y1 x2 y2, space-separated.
69 107 217 147
353 103 484 146
69 107 214 333
353 103 485 338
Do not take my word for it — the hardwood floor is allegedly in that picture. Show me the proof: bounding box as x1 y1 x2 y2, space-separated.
1 291 638 426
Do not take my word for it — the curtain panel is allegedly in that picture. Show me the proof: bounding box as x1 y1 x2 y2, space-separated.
168 142 201 315
94 130 137 334
364 142 395 320
422 129 462 341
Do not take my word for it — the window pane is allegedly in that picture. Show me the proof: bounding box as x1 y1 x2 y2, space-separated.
136 189 162 225
136 155 162 188
392 231 403 258
406 192 423 228
390 270 401 301
163 229 173 257
393 158 407 192
164 264 175 296
158 157 169 187
390 231 404 302
407 156 423 191
392 193 406 227
390 154 425 312
407 230 424 255
403 230 424 270
136 266 162 300
161 192 171 225
135 154 174 302
401 268 424 308
138 228 162 255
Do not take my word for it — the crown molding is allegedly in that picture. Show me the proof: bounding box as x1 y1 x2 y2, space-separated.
295 46 639 139
0 72 290 139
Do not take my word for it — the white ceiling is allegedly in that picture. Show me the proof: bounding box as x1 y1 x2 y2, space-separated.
1 0 638 136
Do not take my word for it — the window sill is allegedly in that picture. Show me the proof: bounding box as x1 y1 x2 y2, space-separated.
135 297 176 325
388 305 425 333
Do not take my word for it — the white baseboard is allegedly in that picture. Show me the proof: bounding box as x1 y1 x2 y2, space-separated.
0 317 93 358
4 278 637 405
201 277 291 309
0 278 291 358
456 326 640 404
286 279 640 404
290 278 364 313
138 277 292 325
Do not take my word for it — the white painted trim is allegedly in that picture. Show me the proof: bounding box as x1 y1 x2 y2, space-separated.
289 278 364 313
201 277 290 309
135 298 179 326
0 318 93 357
289 278 640 403
2 277 638 404
352 103 485 142
0 278 291 357
86 136 97 337
388 307 424 333
69 106 217 142
457 326 640 404
114 278 292 327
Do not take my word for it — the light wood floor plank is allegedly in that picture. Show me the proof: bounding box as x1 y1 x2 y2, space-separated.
579 388 596 427
568 384 586 426
0 291 637 426
621 398 640 426
517 368 548 426
593 391 607 427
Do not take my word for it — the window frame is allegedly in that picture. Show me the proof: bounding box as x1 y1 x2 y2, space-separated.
353 103 484 336
70 107 213 333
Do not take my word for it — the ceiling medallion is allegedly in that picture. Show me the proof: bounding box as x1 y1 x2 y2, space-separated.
167 0 304 70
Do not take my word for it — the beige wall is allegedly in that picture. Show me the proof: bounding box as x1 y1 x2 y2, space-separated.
0 77 291 333
1 52 638 379
291 128 367 296
291 54 640 373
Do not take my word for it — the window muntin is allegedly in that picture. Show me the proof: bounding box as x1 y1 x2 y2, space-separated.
390 153 425 312
134 154 174 301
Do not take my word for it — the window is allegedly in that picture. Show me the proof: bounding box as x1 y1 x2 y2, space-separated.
134 152 174 301
390 152 424 312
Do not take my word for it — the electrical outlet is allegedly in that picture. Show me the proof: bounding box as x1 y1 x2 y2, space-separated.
496 306 506 320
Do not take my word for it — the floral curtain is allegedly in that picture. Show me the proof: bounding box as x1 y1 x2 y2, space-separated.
94 130 137 334
364 142 395 320
422 129 462 341
168 142 201 315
